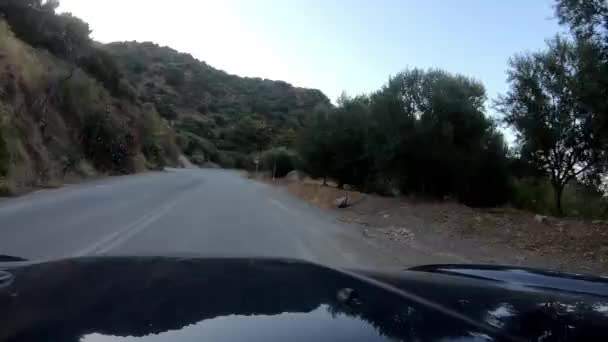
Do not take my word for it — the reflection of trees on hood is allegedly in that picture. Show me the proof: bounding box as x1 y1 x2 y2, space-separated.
1 258 607 342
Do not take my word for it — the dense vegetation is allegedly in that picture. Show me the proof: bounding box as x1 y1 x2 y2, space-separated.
0 0 329 192
295 0 608 216
297 70 509 207
102 41 331 166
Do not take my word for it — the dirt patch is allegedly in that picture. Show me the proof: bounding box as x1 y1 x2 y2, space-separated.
285 182 365 209
282 181 608 276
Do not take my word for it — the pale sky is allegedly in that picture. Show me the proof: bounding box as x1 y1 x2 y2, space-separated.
58 0 563 106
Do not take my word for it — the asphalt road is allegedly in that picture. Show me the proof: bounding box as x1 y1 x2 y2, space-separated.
0 169 397 268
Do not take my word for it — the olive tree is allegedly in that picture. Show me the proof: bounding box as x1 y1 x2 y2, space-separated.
497 36 604 214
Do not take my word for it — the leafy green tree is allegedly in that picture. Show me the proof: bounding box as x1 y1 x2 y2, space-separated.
0 1 91 58
556 0 608 41
227 115 272 154
297 69 509 205
327 95 373 189
556 0 608 147
296 112 333 185
261 148 295 178
387 69 507 205
496 36 603 214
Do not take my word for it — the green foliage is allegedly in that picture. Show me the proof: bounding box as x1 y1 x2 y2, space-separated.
103 41 331 156
297 69 511 206
225 115 272 154
496 36 604 214
216 151 251 169
0 129 8 177
81 111 132 173
77 48 123 96
556 0 608 151
511 177 608 218
139 110 179 168
296 112 333 182
165 66 185 87
176 132 218 163
556 0 608 41
510 177 556 214
261 148 296 178
155 103 178 121
0 1 91 58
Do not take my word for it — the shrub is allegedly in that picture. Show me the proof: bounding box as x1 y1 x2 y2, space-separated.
78 48 123 96
0 129 8 178
510 177 608 218
139 110 180 168
510 177 555 214
81 111 132 173
261 148 295 178
155 102 178 121
216 151 236 168
176 132 218 162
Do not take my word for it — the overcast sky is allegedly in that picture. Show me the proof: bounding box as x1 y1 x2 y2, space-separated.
58 0 563 106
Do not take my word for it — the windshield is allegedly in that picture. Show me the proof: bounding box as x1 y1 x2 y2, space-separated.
0 0 608 340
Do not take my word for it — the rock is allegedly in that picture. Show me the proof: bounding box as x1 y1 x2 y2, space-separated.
178 155 197 169
382 214 390 219
534 214 549 224
474 216 482 223
334 196 349 208
285 170 301 182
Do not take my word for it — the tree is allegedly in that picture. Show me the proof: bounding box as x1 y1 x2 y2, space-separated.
496 36 603 214
296 112 333 185
556 0 608 42
556 0 608 148
296 69 509 205
326 95 373 188
387 69 508 205
227 115 272 154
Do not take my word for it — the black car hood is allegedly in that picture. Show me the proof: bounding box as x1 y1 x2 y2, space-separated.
0 257 607 341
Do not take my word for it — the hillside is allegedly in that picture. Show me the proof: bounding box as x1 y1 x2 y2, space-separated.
104 42 331 167
0 1 330 194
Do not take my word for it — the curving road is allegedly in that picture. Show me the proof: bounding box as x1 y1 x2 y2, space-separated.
0 169 397 268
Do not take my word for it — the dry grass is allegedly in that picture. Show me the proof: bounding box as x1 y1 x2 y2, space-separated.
285 182 366 208
0 20 46 92
277 178 608 275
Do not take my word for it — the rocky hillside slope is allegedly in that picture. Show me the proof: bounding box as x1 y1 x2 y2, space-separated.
104 42 331 167
0 1 330 194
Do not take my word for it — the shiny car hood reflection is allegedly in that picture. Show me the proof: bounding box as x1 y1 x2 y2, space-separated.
1 257 608 341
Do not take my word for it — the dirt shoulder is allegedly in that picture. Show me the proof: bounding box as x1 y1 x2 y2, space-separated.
277 179 608 276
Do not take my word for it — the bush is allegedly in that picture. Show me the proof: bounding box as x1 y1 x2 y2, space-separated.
215 151 252 169
139 110 179 168
261 148 295 178
78 48 123 96
81 111 132 173
176 132 218 162
216 151 235 168
510 177 557 215
510 177 608 218
0 129 8 178
155 103 178 121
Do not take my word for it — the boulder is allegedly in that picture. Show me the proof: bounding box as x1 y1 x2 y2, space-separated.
285 170 301 182
334 196 349 208
534 214 549 224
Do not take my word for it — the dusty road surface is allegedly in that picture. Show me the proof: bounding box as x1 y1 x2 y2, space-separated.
0 169 443 269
